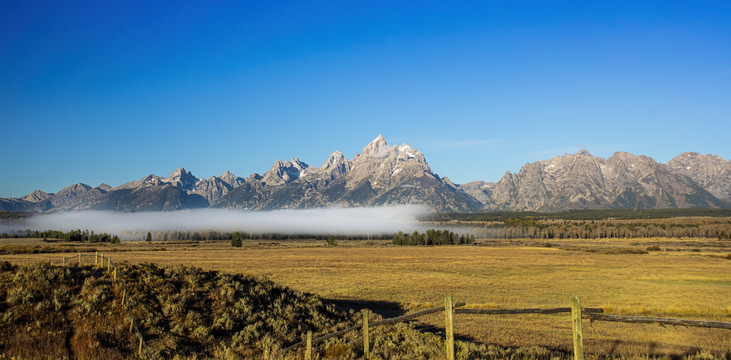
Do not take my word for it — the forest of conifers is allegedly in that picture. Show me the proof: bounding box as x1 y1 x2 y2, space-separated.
479 218 731 240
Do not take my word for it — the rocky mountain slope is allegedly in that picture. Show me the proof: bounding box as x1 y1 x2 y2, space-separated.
667 152 731 202
214 135 480 211
483 150 726 211
1 136 729 212
457 181 496 205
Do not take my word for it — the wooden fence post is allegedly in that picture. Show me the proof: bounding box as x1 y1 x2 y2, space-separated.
571 296 584 360
445 296 455 360
113 267 117 281
130 318 134 333
305 330 312 360
95 251 98 265
138 336 143 356
122 289 126 305
62 257 65 266
78 252 82 264
363 310 370 359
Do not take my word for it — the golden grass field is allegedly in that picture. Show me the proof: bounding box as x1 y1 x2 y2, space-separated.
1 235 729 357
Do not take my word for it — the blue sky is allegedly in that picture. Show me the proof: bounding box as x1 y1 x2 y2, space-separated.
1 1 729 198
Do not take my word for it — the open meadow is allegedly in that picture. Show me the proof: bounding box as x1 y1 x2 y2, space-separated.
2 233 729 357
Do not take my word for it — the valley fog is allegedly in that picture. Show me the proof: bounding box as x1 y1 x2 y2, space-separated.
1 206 434 237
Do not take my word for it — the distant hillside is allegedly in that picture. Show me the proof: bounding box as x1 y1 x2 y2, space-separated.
1 136 728 212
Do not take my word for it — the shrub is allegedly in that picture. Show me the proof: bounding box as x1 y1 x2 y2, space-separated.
324 342 351 358
326 236 337 247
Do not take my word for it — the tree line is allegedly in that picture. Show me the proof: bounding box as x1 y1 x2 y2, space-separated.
392 229 475 246
0 229 120 243
136 230 392 241
1 228 393 242
482 220 731 240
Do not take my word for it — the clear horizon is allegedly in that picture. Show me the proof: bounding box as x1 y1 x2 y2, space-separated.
2 1 730 198
4 135 729 198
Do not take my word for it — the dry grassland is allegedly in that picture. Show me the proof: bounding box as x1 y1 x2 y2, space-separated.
2 237 729 357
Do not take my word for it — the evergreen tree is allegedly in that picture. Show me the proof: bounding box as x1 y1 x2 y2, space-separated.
146 232 152 242
231 231 242 247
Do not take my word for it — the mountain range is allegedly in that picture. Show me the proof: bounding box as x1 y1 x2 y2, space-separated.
1 136 729 212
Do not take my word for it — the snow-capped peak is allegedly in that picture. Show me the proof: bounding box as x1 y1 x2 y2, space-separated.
398 143 416 159
362 135 388 155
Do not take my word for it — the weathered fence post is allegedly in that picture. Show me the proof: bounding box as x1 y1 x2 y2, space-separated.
445 296 455 360
129 318 134 333
78 252 82 264
121 288 126 305
305 330 312 360
95 251 98 265
113 267 117 281
571 296 584 360
363 310 370 359
62 257 66 266
138 336 143 356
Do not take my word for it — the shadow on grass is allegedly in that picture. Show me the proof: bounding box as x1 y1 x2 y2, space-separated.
411 322 477 343
325 299 479 343
326 299 405 319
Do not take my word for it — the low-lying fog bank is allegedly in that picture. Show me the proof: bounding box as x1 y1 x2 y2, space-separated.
1 206 435 237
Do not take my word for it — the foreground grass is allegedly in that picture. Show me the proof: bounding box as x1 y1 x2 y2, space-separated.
1 237 729 357
4 261 702 360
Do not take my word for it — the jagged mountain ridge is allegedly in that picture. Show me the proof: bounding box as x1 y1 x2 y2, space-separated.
213 135 480 211
482 150 727 211
1 136 729 212
667 152 731 202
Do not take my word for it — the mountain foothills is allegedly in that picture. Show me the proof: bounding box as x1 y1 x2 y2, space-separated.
1 136 729 212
